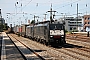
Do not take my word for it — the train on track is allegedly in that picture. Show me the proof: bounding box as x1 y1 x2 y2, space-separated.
8 21 66 46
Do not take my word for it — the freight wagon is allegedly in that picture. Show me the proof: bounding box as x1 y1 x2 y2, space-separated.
21 24 29 37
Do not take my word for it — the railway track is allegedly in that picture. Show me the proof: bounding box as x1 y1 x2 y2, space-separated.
66 37 90 43
66 33 90 48
8 34 45 60
66 33 90 40
54 48 90 60
8 34 90 60
49 43 90 60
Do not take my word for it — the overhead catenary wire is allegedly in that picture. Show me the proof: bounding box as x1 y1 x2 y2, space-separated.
4 0 90 26
16 0 81 15
15 0 85 16
69 3 90 16
55 1 90 17
54 0 82 10
21 0 32 10
11 0 32 22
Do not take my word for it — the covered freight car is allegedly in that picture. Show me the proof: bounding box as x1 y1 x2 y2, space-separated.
21 24 29 37
13 25 21 35
26 24 34 38
8 27 14 33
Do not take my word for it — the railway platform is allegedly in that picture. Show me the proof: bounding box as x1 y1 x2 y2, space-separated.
0 32 24 60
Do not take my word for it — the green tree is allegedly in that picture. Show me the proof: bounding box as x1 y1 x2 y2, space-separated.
3 23 8 30
0 24 3 32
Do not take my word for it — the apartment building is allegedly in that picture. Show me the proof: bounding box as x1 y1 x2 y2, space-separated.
58 16 84 32
84 15 90 32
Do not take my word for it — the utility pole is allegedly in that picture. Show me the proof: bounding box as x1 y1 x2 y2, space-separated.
53 11 57 19
86 4 87 15
0 9 2 30
33 15 39 24
20 0 23 13
34 15 35 23
77 3 78 30
43 14 47 20
0 9 1 18
47 3 57 23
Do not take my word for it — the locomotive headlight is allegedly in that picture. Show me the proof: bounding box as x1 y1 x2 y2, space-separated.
61 36 64 37
50 36 53 37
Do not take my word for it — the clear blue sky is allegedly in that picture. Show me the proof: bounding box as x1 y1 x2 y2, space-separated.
0 0 90 26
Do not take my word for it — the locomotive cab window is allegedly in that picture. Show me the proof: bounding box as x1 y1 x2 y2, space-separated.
49 24 64 30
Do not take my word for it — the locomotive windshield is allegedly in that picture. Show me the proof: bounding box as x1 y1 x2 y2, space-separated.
49 24 64 30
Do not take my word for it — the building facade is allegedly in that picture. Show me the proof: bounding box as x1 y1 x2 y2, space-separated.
58 16 84 32
84 15 90 32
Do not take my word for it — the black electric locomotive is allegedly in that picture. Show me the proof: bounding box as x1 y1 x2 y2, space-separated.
49 23 66 45
26 21 66 46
